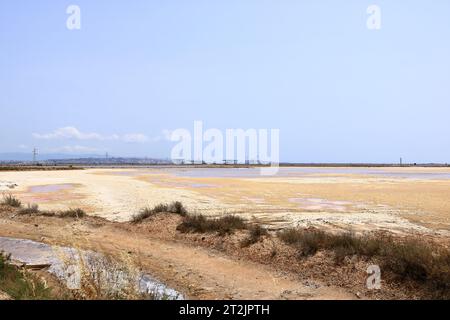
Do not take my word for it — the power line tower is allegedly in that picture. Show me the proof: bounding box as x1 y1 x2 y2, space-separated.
32 148 38 163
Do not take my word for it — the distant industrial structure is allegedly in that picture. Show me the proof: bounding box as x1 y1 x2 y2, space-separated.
32 148 38 163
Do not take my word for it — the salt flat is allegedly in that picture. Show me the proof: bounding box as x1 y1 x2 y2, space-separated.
1 167 449 235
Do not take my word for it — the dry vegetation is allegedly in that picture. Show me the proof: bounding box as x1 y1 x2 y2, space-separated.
1 198 449 300
1 194 22 208
240 224 269 248
128 202 450 299
172 208 450 299
0 250 168 300
0 252 53 300
176 214 247 235
18 204 39 215
1 194 86 219
62 252 169 300
131 201 187 223
276 228 450 299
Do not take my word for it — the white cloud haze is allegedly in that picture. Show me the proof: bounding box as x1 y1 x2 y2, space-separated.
46 145 103 153
33 126 149 143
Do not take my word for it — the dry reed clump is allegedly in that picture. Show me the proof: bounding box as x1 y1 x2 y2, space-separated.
131 201 188 223
18 204 39 215
240 225 269 247
16 205 86 219
1 194 22 208
176 214 247 236
277 228 450 299
57 208 86 218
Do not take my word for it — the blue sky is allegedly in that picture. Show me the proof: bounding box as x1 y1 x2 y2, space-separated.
1 0 449 162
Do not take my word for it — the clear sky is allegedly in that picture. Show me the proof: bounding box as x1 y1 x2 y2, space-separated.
1 0 449 162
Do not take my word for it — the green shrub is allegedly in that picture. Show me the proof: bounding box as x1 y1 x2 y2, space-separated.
0 252 53 300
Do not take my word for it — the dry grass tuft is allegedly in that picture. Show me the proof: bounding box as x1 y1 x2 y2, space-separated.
18 204 39 215
16 205 86 219
131 201 188 223
177 214 247 236
241 225 269 247
0 251 53 299
58 208 86 218
277 227 450 299
1 194 22 208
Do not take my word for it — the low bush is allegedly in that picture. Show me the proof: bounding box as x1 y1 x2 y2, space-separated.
58 208 86 218
1 194 22 208
18 204 39 215
241 225 269 247
131 201 188 223
131 207 154 223
277 227 450 299
177 214 247 235
151 203 169 213
278 228 384 258
168 201 187 216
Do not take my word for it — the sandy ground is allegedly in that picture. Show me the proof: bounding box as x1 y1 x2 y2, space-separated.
0 207 355 300
1 167 448 300
1 167 449 236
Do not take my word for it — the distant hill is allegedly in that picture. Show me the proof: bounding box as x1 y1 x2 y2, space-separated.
0 153 171 165
0 153 102 161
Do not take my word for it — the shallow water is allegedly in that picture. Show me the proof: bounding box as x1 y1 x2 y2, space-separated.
169 167 450 180
29 184 75 193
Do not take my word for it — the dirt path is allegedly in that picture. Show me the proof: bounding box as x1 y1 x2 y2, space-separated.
0 211 354 300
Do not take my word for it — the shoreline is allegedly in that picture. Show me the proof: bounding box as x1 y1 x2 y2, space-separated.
1 163 450 172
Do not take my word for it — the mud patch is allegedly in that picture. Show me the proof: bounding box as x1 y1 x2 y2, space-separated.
29 184 75 193
20 183 84 204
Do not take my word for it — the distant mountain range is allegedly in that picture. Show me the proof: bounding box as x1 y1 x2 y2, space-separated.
0 153 102 161
0 153 171 165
